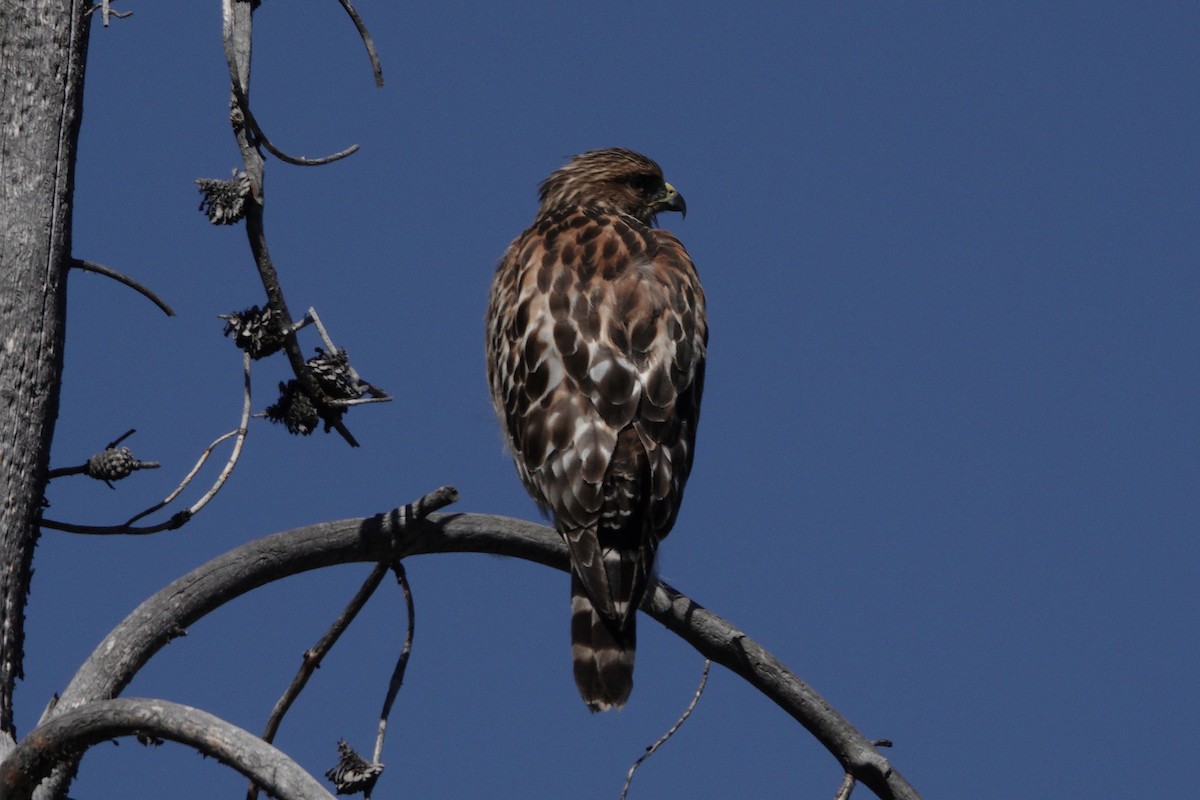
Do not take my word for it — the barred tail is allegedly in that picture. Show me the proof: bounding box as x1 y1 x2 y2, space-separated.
570 571 636 712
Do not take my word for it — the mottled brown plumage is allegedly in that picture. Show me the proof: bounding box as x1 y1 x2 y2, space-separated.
486 149 707 711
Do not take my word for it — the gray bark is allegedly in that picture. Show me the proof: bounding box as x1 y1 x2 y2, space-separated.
3 698 335 800
0 0 91 750
40 506 917 800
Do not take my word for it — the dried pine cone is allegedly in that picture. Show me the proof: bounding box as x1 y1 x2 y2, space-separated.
221 305 286 359
85 447 137 482
307 347 362 400
264 380 320 436
325 740 383 796
196 172 250 225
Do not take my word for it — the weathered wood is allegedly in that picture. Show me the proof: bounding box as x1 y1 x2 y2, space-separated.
0 0 91 749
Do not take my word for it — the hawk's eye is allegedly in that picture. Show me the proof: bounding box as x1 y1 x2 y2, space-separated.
628 174 659 198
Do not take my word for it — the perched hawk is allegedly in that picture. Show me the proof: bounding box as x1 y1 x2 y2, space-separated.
485 148 707 711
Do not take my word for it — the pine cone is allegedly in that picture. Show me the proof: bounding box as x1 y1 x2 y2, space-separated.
85 447 137 482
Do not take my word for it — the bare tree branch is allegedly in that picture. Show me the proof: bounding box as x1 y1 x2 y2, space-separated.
336 0 384 87
256 125 360 167
219 0 363 447
373 561 415 765
247 563 391 800
3 697 334 800
69 258 175 316
835 771 858 800
40 353 252 535
219 1 359 168
38 493 918 800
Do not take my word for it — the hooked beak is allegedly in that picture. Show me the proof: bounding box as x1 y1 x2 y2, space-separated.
656 182 687 218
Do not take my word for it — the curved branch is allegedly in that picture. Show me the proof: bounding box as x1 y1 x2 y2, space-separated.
44 494 919 800
336 0 384 87
220 0 359 168
4 698 333 800
373 561 415 763
69 259 175 316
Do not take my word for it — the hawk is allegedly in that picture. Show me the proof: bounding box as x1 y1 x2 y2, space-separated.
485 148 707 711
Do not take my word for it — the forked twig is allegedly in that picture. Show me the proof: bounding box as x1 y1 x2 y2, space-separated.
620 659 711 800
246 562 391 800
70 259 175 316
368 490 462 771
146 352 252 519
246 489 452 800
121 429 239 526
40 353 252 535
85 0 132 26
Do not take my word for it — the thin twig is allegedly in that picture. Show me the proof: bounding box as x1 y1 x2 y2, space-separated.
267 564 388 740
306 307 339 355
362 490 460 772
40 354 252 535
246 563 391 800
121 430 239 526
256 129 360 167
106 429 137 448
373 562 414 769
166 351 253 518
39 515 182 535
45 464 88 479
221 0 261 199
620 659 710 800
46 457 160 485
220 3 388 447
123 353 251 525
70 259 175 316
336 0 384 87
85 1 133 26
250 492 450 799
325 395 392 408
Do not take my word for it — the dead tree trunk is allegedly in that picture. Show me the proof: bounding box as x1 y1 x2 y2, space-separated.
0 0 90 752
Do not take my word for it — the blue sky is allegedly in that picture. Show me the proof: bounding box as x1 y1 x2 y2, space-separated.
25 2 1198 798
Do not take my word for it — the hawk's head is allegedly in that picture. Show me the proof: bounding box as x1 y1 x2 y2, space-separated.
538 148 686 226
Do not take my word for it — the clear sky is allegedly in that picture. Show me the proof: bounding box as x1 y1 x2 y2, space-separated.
24 2 1198 798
